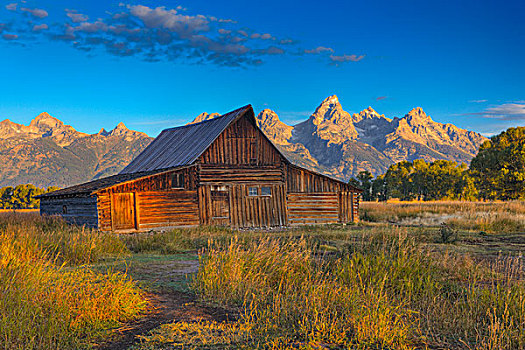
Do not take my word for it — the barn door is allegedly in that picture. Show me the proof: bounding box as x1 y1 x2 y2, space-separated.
111 193 136 231
210 186 230 226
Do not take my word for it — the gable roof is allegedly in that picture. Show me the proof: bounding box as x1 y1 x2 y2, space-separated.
119 105 253 174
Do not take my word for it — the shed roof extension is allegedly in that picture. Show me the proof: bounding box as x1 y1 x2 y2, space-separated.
35 168 169 199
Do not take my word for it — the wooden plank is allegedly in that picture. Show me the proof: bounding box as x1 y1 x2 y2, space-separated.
134 192 140 230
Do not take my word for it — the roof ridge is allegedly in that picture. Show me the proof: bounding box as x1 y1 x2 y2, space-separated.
165 104 252 131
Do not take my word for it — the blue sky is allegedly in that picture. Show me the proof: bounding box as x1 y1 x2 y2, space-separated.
0 0 524 137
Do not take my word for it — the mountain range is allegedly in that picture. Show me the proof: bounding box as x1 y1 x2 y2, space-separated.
0 113 151 188
196 96 487 180
0 96 487 188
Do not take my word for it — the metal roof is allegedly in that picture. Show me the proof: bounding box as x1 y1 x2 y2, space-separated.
119 105 252 174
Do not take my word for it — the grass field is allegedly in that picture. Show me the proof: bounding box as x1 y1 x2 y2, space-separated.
1 202 525 349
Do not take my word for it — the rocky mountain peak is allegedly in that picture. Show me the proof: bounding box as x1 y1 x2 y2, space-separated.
404 107 432 123
0 119 15 127
313 95 343 119
257 109 280 124
190 112 221 125
109 122 134 137
352 106 389 123
320 95 340 107
116 122 128 129
296 95 358 144
97 128 109 136
311 94 351 124
29 112 66 130
256 109 293 145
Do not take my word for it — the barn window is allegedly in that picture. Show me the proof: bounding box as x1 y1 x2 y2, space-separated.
261 187 272 196
171 173 185 189
62 205 67 214
248 187 258 196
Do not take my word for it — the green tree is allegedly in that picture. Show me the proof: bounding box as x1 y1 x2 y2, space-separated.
384 161 415 200
0 184 58 209
371 175 387 201
356 171 373 201
470 127 525 200
348 178 361 189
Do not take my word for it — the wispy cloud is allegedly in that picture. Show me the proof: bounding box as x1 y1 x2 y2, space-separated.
1 3 365 68
3 33 18 40
304 46 333 54
128 118 186 126
330 54 366 63
5 3 17 11
467 103 525 121
32 23 48 32
469 99 488 103
375 96 387 101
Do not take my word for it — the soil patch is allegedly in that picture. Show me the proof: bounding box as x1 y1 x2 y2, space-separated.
95 255 232 350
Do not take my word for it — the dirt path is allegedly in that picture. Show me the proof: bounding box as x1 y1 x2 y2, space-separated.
96 256 232 350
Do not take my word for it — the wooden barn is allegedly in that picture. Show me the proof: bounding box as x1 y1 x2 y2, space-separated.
37 105 361 231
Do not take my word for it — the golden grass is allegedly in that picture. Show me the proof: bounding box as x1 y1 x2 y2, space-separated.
0 212 147 349
188 228 525 349
361 201 525 233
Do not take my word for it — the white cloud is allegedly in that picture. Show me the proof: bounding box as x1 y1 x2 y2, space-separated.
20 7 48 19
128 5 209 37
5 3 17 11
66 10 89 23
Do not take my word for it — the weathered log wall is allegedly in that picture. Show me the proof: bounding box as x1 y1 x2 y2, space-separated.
97 193 112 231
107 166 197 193
286 165 360 223
199 164 284 183
287 165 348 193
40 196 98 227
287 193 339 224
97 190 199 231
137 190 199 229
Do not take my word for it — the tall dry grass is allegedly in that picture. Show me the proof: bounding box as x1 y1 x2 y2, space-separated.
0 213 146 349
193 227 525 349
361 201 525 233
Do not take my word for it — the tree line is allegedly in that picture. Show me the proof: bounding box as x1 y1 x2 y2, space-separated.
351 126 525 201
0 184 60 209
